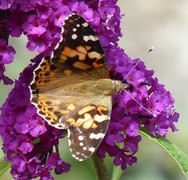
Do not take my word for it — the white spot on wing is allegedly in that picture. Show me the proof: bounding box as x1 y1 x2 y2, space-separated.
82 22 88 27
72 34 77 40
89 35 96 41
93 36 98 41
72 154 76 158
83 35 90 42
83 35 98 42
89 133 105 139
78 135 84 141
89 147 95 152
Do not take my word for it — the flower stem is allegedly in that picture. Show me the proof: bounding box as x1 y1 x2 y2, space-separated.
91 152 109 180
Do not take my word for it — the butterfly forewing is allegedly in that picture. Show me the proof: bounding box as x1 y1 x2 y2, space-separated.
51 14 107 72
30 14 117 161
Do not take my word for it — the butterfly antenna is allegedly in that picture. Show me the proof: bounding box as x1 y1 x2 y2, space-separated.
123 47 156 117
143 46 154 59
123 89 156 117
124 47 154 81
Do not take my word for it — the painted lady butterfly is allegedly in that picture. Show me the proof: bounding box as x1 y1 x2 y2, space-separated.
30 14 128 161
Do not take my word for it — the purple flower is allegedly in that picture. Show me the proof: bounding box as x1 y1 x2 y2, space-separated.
50 6 70 27
0 0 13 10
114 152 137 170
0 0 179 179
0 40 15 84
0 65 70 179
23 15 47 36
46 153 71 174
0 40 15 64
7 11 28 37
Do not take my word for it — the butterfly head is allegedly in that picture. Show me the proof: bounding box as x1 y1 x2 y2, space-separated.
112 80 129 94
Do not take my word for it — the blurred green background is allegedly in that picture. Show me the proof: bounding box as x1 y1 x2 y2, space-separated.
0 0 188 179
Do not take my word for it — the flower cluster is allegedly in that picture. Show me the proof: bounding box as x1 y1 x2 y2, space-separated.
0 65 71 179
98 46 179 169
0 0 179 179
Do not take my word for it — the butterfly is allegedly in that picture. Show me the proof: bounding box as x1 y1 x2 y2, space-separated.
29 14 128 161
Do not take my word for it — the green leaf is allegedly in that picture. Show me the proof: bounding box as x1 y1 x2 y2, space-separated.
140 127 188 179
0 155 10 176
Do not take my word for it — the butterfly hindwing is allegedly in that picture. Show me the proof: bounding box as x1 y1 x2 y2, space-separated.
68 104 111 161
30 14 114 161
